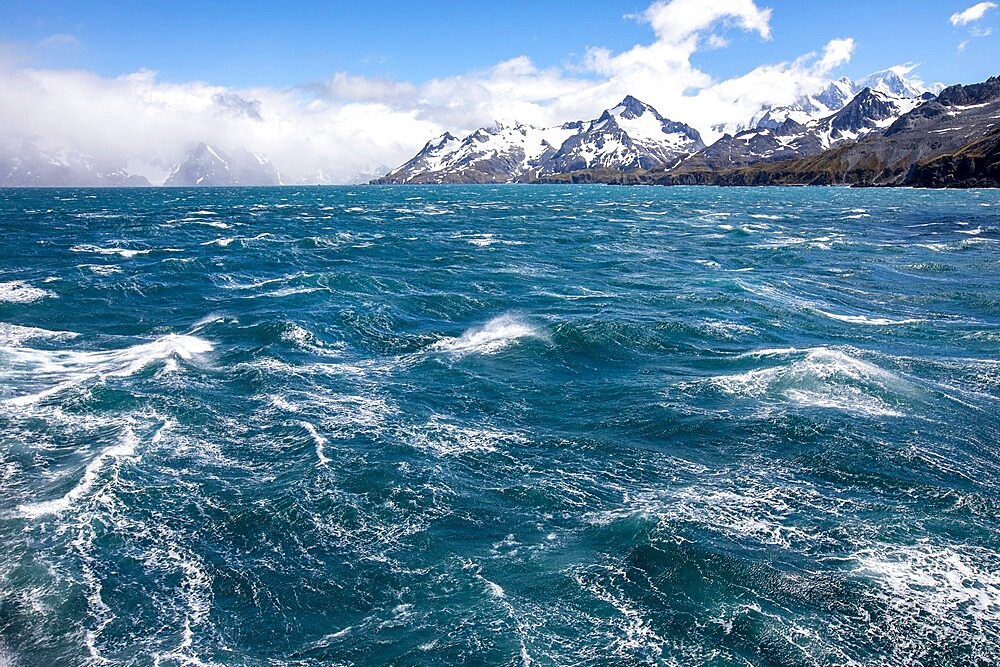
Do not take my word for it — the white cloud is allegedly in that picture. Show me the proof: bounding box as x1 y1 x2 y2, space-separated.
950 2 997 26
0 0 871 183
37 33 79 48
638 0 772 43
815 38 856 73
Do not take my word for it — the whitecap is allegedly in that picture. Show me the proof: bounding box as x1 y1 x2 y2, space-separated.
705 347 917 417
0 322 78 346
3 334 213 406
302 421 331 466
70 244 151 259
255 286 325 299
429 315 544 357
815 310 923 326
0 281 55 303
854 543 1000 651
18 426 139 517
82 264 124 276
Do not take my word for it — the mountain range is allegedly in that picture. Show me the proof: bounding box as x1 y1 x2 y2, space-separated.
373 96 705 184
0 141 282 188
379 72 999 189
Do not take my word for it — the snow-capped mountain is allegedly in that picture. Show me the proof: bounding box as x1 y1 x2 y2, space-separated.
538 96 704 175
376 123 578 184
661 76 1000 188
374 96 703 184
732 68 942 135
0 138 150 187
165 143 282 186
676 88 928 172
856 68 943 98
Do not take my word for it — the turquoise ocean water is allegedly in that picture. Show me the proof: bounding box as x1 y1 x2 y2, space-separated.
0 185 998 665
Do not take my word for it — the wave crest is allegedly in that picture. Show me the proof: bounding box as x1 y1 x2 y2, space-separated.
3 334 213 406
430 315 543 357
707 348 918 417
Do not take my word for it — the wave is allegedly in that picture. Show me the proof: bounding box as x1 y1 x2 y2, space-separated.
429 315 544 357
302 421 331 466
0 322 78 346
2 334 213 406
0 281 55 304
740 281 922 326
407 415 528 456
854 543 1000 656
815 309 923 326
18 426 139 518
705 347 918 417
70 244 151 258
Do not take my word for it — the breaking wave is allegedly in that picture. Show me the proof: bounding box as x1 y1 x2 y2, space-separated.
705 347 920 416
429 314 545 357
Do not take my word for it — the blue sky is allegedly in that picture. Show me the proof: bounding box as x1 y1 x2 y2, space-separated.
0 1 996 183
2 0 996 88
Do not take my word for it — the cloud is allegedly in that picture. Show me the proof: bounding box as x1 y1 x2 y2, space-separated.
815 38 855 73
633 0 771 44
950 2 997 26
212 92 262 121
0 0 868 183
37 33 79 48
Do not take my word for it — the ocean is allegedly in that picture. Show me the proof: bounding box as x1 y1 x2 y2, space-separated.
0 185 998 666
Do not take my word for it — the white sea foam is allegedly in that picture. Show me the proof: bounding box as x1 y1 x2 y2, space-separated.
468 233 496 247
178 217 230 229
857 544 1000 618
707 347 915 417
83 264 124 275
18 426 139 517
815 310 923 326
408 416 528 456
0 322 78 346
3 334 213 406
254 286 326 299
70 244 150 258
854 543 1000 656
741 281 919 326
0 281 55 303
430 315 544 357
302 421 331 466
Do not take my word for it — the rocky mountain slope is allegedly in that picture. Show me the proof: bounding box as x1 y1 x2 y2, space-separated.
677 76 1000 186
905 125 1000 188
373 97 703 184
164 143 282 186
723 69 941 136
676 88 928 172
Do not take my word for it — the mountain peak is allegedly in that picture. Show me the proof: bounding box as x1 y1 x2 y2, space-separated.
375 95 703 183
614 95 655 119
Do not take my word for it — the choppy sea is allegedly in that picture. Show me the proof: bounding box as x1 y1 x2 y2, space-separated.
1 185 998 666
